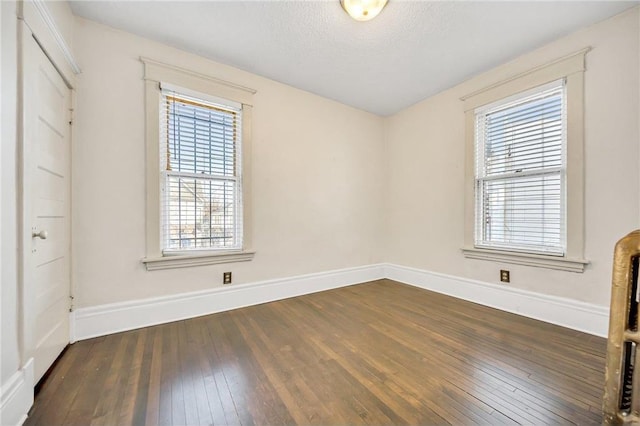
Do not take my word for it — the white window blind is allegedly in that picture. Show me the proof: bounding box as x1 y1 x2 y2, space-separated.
159 86 243 253
474 80 566 255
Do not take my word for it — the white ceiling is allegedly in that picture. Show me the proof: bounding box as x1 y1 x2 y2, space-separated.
69 1 636 116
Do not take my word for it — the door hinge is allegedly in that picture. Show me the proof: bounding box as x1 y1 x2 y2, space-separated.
69 295 74 312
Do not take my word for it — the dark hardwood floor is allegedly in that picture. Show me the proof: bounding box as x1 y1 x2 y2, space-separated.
26 279 607 425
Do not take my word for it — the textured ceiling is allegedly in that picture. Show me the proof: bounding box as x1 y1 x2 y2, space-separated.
69 1 636 116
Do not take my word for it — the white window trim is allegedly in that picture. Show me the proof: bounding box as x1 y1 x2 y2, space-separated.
461 48 590 273
140 57 256 271
143 251 256 272
474 79 567 256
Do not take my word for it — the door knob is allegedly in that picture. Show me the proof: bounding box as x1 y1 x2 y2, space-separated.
32 230 48 240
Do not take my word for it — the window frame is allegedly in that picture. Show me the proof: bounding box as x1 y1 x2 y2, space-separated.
140 58 256 271
461 49 590 273
160 85 243 254
474 79 567 256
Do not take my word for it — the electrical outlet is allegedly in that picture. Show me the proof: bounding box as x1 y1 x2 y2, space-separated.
500 269 510 283
223 272 232 285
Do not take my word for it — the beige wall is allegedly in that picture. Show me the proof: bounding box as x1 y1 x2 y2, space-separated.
72 18 385 308
385 8 640 306
74 8 639 311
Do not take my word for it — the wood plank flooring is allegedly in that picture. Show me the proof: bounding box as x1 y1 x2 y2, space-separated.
25 279 607 425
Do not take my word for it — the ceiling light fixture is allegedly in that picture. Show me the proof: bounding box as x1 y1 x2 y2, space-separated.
340 0 388 22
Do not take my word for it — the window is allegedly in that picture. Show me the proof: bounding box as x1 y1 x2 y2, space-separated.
160 86 243 253
141 58 255 271
474 80 565 255
462 49 589 272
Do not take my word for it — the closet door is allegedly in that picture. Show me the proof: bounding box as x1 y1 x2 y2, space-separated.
22 28 72 383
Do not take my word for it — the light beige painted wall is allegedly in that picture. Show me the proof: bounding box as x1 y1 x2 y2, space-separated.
385 8 640 306
72 18 385 308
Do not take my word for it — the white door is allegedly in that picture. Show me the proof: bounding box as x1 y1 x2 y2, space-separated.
22 29 72 383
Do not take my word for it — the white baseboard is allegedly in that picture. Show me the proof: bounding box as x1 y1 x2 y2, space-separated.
0 359 34 426
384 263 610 337
73 264 385 341
72 262 610 342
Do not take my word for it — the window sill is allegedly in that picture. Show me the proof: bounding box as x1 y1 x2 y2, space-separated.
461 247 588 273
142 250 255 271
